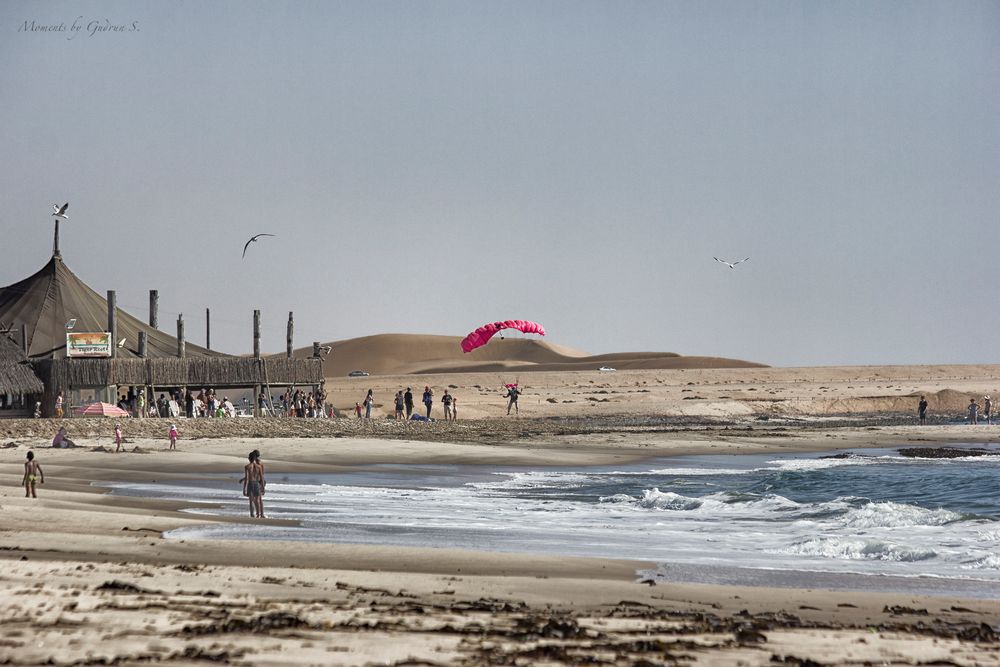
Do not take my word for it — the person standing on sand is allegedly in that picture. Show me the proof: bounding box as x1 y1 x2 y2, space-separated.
983 396 992 425
168 423 178 450
54 391 64 418
404 387 414 419
504 385 521 415
354 401 362 418
918 396 928 425
422 386 433 418
394 391 405 419
451 395 458 422
441 390 453 421
968 398 979 425
242 449 266 519
363 389 374 419
23 451 44 498
114 422 124 452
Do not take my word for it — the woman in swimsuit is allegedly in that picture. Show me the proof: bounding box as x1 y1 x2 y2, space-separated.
23 451 44 498
242 449 266 519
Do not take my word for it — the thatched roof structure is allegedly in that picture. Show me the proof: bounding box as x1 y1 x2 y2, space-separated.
2 249 323 413
0 253 223 359
33 356 322 390
0 335 43 394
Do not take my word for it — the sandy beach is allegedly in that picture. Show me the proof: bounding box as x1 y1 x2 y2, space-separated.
2 365 999 665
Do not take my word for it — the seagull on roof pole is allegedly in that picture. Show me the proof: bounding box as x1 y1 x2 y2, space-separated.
242 233 276 258
52 203 69 219
713 256 750 269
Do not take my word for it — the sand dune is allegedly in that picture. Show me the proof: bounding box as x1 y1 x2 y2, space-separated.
279 333 765 377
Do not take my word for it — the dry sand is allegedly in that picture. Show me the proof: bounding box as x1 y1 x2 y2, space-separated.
2 364 999 665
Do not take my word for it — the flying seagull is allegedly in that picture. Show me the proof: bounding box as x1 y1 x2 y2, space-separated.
242 233 276 258
713 256 750 269
52 203 69 219
318 345 332 355
117 337 127 348
65 319 77 330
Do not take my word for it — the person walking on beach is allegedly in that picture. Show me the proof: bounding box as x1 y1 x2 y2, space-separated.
54 391 64 418
918 396 928 425
23 451 44 498
242 449 266 519
983 396 992 425
363 389 374 419
968 398 979 425
451 396 458 422
441 390 453 421
404 387 414 419
114 422 124 452
168 423 179 450
504 384 521 415
422 385 433 418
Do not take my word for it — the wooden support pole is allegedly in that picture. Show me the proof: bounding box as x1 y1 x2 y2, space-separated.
20 324 27 355
253 310 261 359
177 314 185 358
312 341 321 358
107 290 117 359
286 312 294 358
53 219 61 258
138 331 147 358
206 307 211 350
149 290 159 328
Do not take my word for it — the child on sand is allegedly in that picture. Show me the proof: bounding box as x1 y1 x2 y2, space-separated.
354 402 362 418
168 423 178 450
114 422 124 452
23 451 44 498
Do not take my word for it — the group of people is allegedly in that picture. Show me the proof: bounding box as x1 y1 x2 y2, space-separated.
271 388 331 418
917 395 993 425
966 395 992 425
357 385 461 422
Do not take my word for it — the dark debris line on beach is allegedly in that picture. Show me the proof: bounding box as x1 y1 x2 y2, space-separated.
0 412 948 446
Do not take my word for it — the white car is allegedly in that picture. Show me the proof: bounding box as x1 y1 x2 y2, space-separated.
598 366 616 372
347 370 370 377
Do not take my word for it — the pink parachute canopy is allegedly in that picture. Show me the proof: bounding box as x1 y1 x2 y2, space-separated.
460 320 546 353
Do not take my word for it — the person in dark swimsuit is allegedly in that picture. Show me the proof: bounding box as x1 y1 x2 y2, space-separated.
242 450 266 519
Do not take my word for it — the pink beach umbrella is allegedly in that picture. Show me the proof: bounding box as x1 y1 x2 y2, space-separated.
75 402 130 417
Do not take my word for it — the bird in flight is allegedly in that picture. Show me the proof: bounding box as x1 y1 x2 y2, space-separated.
65 319 77 330
52 203 69 219
242 233 276 258
117 337 127 348
714 256 750 269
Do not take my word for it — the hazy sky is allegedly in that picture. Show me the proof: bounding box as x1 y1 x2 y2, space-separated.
2 1 997 366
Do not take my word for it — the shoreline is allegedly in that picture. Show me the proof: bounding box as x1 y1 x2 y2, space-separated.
2 419 999 663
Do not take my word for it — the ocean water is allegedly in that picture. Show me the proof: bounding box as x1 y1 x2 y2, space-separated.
107 444 1000 597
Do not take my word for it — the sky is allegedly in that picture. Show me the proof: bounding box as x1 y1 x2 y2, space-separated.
2 1 997 367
